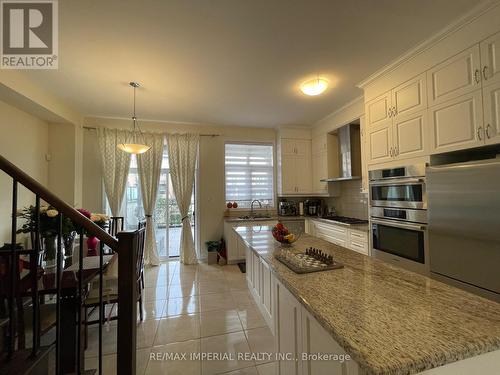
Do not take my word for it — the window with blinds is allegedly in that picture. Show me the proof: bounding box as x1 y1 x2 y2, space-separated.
225 143 275 209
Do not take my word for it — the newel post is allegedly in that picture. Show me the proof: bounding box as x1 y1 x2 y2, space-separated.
116 231 138 375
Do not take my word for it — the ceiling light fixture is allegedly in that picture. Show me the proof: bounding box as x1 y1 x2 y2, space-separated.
300 77 328 96
117 82 151 154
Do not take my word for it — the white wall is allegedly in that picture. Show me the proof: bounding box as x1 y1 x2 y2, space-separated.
0 100 49 245
82 117 276 258
48 122 77 205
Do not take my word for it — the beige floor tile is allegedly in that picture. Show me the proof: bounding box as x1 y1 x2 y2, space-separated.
168 282 200 298
199 292 236 312
198 280 230 295
197 272 225 282
144 273 170 288
143 286 169 302
231 290 258 309
223 366 259 375
229 280 250 291
136 319 161 348
197 263 224 272
200 309 243 337
237 307 267 330
256 361 278 375
170 272 198 285
200 331 254 375
154 314 201 345
163 295 200 316
146 339 201 375
141 300 166 321
85 347 150 375
245 327 276 364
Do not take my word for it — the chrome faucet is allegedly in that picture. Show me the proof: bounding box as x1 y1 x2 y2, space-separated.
250 199 262 218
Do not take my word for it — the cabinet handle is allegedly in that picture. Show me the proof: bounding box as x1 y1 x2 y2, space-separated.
389 148 393 157
388 108 392 118
482 66 488 81
486 124 491 139
393 106 398 116
474 69 481 84
477 126 483 141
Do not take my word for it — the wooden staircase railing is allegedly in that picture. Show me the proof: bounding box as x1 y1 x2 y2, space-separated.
0 154 138 375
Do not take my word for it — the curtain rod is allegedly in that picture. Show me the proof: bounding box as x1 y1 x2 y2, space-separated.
82 126 220 137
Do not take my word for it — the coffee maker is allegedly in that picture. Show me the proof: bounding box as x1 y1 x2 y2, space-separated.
279 201 297 216
304 199 321 216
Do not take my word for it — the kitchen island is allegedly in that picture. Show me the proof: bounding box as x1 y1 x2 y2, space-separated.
234 224 500 375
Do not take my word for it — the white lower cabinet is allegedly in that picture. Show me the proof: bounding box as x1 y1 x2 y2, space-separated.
275 279 360 375
310 220 369 256
275 281 303 375
260 259 274 330
225 220 277 263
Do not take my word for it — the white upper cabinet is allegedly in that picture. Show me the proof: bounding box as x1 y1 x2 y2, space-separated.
366 91 391 129
367 121 393 164
427 45 481 106
483 81 500 145
392 73 427 117
393 110 429 159
366 74 429 165
278 138 313 195
480 31 500 87
430 90 484 153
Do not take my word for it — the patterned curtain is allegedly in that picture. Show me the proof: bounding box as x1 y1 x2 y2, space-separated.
166 133 199 264
137 133 164 266
97 128 131 216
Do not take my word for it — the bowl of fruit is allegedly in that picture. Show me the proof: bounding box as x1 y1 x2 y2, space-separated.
272 223 299 247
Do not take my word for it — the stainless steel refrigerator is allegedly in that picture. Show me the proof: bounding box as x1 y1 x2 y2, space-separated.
427 157 500 301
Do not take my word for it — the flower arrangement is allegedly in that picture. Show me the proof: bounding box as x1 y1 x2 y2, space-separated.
17 205 109 259
17 205 74 238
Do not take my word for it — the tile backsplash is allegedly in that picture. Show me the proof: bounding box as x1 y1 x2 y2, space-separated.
324 179 368 220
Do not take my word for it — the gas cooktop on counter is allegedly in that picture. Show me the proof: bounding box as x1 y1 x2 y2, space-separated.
321 215 368 225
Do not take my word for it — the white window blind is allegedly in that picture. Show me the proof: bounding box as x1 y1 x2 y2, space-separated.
225 143 274 208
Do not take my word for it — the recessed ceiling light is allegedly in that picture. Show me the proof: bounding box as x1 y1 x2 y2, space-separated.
300 77 328 96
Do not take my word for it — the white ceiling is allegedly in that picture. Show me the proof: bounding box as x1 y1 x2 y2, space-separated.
23 0 481 127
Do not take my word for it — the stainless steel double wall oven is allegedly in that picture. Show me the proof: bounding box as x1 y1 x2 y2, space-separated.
369 164 429 274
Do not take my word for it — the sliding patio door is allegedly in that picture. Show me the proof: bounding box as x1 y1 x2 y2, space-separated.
120 148 196 260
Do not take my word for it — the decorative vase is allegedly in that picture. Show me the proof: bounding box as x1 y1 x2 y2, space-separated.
63 231 76 257
43 236 57 264
87 236 99 256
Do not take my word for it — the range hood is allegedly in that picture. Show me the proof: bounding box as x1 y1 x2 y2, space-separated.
321 123 361 182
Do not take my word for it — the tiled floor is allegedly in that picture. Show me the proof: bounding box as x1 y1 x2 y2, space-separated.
85 260 277 375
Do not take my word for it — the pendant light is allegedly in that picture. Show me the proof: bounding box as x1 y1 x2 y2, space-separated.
117 82 151 154
300 76 328 96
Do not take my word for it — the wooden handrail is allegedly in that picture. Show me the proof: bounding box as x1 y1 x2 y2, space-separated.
0 154 118 250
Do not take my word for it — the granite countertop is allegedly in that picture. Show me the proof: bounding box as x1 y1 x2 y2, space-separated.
224 215 306 223
234 225 500 375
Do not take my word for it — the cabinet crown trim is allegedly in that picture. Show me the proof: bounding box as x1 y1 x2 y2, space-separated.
356 0 499 89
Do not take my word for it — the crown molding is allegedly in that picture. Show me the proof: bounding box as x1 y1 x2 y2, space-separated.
313 95 364 128
357 0 500 89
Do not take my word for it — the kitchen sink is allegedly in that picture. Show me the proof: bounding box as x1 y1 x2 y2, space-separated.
238 214 272 220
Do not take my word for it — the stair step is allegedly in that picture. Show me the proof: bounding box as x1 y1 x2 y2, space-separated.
0 346 52 375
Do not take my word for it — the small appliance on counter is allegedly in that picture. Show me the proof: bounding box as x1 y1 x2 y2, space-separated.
278 200 297 216
304 199 321 216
